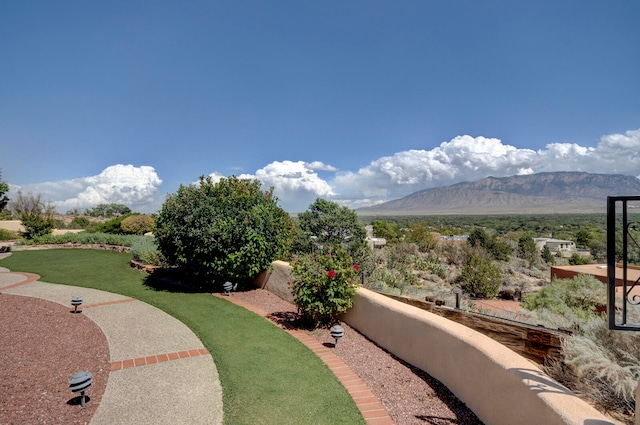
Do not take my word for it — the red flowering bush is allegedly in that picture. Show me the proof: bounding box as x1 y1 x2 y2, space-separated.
290 247 360 326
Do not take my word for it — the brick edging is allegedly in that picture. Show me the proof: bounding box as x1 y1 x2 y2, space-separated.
212 293 394 425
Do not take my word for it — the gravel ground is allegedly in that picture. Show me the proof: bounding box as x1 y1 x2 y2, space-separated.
0 286 483 425
231 287 484 425
0 294 110 425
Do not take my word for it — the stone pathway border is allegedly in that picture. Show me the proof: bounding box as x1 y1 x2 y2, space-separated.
214 293 395 425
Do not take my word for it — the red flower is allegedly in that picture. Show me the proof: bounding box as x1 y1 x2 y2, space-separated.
353 264 360 271
327 270 336 278
287 281 291 285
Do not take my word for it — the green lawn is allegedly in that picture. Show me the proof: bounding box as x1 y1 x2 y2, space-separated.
1 249 365 425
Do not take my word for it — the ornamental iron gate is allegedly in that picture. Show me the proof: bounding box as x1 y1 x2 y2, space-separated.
607 195 640 331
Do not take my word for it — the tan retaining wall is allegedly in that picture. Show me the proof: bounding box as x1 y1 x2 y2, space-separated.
255 261 617 425
344 288 615 425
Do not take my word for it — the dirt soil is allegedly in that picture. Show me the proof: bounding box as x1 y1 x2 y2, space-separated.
0 294 110 425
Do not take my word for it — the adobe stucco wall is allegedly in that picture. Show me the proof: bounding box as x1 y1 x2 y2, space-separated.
0 220 84 236
344 288 616 425
255 260 618 425
0 220 24 232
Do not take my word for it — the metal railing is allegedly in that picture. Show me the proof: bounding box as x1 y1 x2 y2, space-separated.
607 195 640 331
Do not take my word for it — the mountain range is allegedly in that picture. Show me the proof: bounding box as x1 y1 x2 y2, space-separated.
357 172 640 215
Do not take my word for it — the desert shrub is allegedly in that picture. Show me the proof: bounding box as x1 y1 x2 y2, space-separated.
0 228 18 241
568 252 591 265
459 254 502 299
367 264 418 291
521 274 605 321
411 255 430 271
93 214 131 234
121 214 154 235
131 236 164 265
404 222 438 252
438 243 465 266
290 248 359 326
544 316 639 423
18 232 141 247
9 192 55 239
68 216 91 229
429 261 447 279
517 235 539 266
541 244 555 264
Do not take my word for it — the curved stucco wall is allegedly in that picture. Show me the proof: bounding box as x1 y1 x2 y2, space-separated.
343 288 616 425
254 261 617 425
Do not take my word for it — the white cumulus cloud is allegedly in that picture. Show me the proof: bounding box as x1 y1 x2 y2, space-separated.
9 129 639 215
10 165 163 213
234 160 336 212
331 129 640 208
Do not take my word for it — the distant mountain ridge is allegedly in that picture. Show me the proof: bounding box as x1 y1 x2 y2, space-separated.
357 172 640 215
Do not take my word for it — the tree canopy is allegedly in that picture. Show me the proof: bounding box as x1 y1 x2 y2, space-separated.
154 176 294 283
85 203 132 218
296 198 367 259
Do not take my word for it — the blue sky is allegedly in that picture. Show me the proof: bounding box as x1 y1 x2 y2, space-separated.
1 1 639 213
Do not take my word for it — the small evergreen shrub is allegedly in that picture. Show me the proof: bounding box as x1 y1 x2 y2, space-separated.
0 228 18 241
121 214 154 235
18 232 141 247
459 254 502 298
68 216 91 229
130 236 164 265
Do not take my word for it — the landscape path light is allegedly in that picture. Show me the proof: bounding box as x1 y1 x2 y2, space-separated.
68 371 92 408
71 296 83 314
330 324 344 347
223 281 238 296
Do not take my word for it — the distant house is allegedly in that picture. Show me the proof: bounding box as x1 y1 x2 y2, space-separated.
437 234 469 243
534 238 576 257
364 225 387 249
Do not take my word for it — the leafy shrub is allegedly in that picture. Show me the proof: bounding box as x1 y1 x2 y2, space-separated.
93 214 131 234
9 192 55 239
130 236 164 265
411 255 430 271
459 254 502 298
155 176 294 282
568 252 591 265
290 248 359 326
367 264 418 290
18 232 142 247
0 228 18 241
68 216 91 229
521 274 605 321
429 261 447 279
121 214 154 235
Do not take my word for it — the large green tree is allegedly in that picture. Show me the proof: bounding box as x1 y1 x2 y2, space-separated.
296 198 367 259
154 176 294 283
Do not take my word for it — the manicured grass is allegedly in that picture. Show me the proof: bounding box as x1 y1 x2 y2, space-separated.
1 249 365 425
